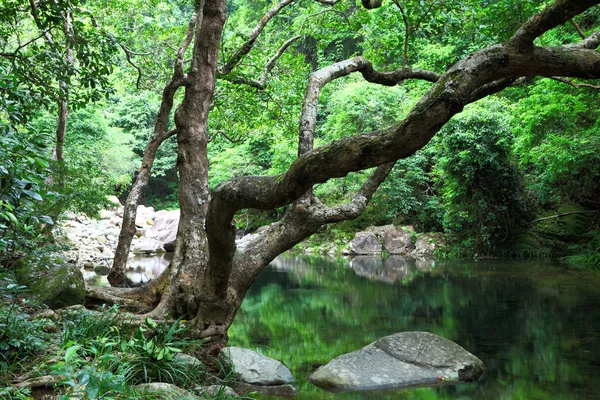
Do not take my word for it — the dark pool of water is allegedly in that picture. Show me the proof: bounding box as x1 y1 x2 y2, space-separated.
227 254 600 399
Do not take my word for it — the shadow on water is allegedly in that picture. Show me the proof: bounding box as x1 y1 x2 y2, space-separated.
229 254 600 400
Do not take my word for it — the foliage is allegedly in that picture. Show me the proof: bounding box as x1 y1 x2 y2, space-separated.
562 231 600 271
435 99 531 256
0 127 55 265
59 308 205 391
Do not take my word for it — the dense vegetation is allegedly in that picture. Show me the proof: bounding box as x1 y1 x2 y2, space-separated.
1 0 600 398
2 0 599 266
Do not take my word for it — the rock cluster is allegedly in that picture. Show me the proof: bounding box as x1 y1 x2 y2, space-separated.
54 198 180 271
346 225 445 257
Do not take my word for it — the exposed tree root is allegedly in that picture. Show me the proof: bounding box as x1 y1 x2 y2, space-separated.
85 284 155 313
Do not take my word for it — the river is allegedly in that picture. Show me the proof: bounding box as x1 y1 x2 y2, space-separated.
86 253 600 399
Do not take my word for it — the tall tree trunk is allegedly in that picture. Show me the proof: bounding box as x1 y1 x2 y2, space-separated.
145 0 233 361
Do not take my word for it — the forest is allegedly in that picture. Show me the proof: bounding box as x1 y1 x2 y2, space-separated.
1 0 600 399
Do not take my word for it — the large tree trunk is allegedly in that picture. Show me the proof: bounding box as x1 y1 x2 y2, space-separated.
144 0 234 361
89 0 600 365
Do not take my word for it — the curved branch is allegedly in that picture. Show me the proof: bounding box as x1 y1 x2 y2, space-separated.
509 0 599 52
550 76 600 90
230 162 395 299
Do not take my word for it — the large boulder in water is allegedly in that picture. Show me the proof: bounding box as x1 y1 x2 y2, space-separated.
224 346 295 386
308 331 485 393
12 257 85 309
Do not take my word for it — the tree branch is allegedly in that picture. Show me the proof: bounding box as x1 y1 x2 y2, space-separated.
570 19 587 39
230 162 395 299
509 0 599 52
206 1 600 292
550 76 600 90
220 0 296 75
217 35 301 89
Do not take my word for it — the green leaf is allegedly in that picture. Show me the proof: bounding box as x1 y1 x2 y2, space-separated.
64 345 81 362
22 189 42 201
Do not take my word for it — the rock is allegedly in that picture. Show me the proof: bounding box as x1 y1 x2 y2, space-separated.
136 383 198 399
13 257 86 309
230 382 297 398
411 233 445 258
83 262 95 270
381 227 415 255
146 210 180 251
201 385 239 398
135 205 156 228
93 264 111 276
174 353 203 368
350 231 382 254
132 238 165 254
96 235 108 244
235 233 260 251
224 347 294 386
308 331 485 393
163 240 176 252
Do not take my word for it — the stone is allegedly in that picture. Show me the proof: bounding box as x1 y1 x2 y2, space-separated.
200 385 239 398
132 237 165 254
93 264 111 276
96 235 108 244
308 331 485 393
229 382 297 398
106 195 122 208
136 383 198 399
174 353 203 368
381 227 415 255
350 231 382 254
13 257 86 309
411 233 446 258
224 346 294 386
145 209 180 251
135 205 156 227
83 262 95 270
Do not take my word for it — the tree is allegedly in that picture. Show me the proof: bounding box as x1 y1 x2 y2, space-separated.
89 0 600 362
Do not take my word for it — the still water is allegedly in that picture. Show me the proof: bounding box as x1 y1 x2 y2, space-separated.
84 253 600 399
227 255 600 400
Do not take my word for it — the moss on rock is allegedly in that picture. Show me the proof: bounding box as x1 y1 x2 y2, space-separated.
12 256 85 309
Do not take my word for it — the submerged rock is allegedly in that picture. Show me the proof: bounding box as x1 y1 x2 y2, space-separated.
224 346 294 386
13 257 85 309
309 331 485 393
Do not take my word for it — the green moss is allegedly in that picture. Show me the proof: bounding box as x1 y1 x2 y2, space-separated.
12 256 85 309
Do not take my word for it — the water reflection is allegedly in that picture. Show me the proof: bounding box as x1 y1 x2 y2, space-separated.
350 256 435 284
229 254 600 400
83 253 172 287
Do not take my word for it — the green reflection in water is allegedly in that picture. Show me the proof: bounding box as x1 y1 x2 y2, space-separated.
228 254 600 399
